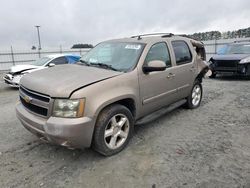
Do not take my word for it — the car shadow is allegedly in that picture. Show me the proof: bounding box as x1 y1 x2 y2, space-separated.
211 75 250 81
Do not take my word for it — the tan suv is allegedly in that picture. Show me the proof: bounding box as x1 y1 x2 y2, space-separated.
16 33 208 156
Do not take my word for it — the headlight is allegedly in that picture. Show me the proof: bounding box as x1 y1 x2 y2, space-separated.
52 99 85 118
239 56 250 64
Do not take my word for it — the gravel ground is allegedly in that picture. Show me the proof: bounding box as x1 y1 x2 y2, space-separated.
0 72 250 188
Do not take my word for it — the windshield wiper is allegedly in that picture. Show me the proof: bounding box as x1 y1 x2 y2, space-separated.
78 60 90 66
90 62 118 71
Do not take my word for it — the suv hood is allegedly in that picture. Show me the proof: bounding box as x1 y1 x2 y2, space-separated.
10 64 40 74
211 54 250 61
20 64 122 98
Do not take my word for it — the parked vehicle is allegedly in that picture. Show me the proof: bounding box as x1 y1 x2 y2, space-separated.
209 40 250 78
3 54 81 87
16 33 208 156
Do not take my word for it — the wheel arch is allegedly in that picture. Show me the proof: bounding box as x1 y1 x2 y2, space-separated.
195 66 208 83
95 97 137 120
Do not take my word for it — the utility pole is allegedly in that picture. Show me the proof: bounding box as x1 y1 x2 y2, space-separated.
35 25 42 58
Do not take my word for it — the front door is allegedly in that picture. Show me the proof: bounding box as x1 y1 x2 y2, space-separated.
139 42 179 116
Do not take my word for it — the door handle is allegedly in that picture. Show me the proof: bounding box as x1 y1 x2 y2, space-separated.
167 73 175 79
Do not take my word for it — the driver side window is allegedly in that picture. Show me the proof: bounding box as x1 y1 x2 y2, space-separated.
145 42 171 67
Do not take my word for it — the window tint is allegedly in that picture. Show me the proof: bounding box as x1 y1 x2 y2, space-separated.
145 42 171 67
172 41 192 65
50 57 68 65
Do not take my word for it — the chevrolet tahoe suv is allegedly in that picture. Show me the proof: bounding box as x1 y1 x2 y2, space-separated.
16 33 208 156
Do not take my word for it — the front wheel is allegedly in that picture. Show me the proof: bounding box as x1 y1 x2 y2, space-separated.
92 104 134 156
185 80 203 109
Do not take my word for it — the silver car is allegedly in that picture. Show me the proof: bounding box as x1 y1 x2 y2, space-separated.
16 33 208 156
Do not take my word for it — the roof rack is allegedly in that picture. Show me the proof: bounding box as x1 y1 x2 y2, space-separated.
131 33 174 40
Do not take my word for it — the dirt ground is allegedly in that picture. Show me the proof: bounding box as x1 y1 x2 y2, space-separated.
0 73 250 188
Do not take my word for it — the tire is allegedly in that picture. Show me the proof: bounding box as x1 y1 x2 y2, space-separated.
209 71 217 78
92 104 134 156
185 80 203 109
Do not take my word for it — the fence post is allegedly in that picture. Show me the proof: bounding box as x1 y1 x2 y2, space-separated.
80 48 82 55
38 48 41 58
214 39 217 54
11 46 15 66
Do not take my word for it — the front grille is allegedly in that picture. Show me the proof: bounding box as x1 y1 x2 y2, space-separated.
214 60 239 68
20 86 50 102
19 86 51 117
20 97 48 116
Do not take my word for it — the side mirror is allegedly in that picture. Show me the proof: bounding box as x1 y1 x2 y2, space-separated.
48 63 55 67
143 60 166 73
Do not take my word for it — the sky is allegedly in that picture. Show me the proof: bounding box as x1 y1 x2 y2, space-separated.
0 0 249 50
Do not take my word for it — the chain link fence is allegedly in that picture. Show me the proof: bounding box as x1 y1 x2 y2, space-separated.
203 37 250 60
0 48 90 70
1 37 250 70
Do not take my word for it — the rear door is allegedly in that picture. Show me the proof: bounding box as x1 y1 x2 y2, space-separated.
170 40 196 98
139 42 180 116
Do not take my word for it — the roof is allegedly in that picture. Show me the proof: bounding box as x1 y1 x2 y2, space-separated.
45 54 80 59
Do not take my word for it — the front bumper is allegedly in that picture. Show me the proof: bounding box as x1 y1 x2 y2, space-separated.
210 63 250 75
3 73 22 87
16 102 96 149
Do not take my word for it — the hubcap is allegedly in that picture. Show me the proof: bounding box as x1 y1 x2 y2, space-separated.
191 85 201 106
104 114 129 150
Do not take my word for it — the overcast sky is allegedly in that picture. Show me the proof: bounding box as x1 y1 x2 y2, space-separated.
0 0 249 49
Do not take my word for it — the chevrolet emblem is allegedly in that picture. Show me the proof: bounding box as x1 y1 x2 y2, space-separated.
24 96 32 103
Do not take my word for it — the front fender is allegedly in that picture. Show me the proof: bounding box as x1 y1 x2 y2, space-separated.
94 95 137 118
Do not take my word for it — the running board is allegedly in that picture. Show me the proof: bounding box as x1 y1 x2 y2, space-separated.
136 99 187 125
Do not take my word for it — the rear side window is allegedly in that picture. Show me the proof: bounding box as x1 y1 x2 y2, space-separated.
172 41 192 65
50 57 68 65
145 42 171 67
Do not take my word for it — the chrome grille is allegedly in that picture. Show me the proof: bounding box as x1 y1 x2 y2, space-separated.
19 86 51 117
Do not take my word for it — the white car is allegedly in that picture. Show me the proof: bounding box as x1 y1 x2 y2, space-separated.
3 54 80 87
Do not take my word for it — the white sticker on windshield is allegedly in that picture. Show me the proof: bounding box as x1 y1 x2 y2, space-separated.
89 58 98 63
125 44 141 50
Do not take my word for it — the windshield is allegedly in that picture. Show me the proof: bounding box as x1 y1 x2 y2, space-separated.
217 44 250 55
30 57 52 66
79 42 145 72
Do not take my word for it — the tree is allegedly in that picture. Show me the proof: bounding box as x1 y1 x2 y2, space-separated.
187 27 250 41
71 44 93 49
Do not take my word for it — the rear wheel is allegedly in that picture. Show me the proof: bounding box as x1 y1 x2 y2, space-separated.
92 104 134 156
185 80 203 109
